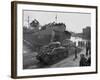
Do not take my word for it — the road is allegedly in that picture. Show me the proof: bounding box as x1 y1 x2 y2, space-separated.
23 45 86 69
49 48 86 68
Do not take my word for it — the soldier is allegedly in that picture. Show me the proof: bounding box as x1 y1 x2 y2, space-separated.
87 56 91 66
86 42 88 56
78 41 80 47
79 54 88 66
73 46 77 61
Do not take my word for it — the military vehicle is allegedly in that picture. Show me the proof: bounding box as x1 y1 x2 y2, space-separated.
36 42 69 65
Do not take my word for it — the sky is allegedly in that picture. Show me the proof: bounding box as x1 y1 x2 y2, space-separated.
23 10 91 33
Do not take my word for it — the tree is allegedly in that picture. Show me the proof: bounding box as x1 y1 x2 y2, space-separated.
30 19 40 32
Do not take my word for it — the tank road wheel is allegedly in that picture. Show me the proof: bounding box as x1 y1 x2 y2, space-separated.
44 55 53 65
63 52 67 57
58 53 62 59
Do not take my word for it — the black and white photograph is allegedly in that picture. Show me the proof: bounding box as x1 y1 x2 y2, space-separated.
23 10 91 69
11 1 97 78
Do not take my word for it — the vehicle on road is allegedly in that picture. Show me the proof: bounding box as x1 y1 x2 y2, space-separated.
36 42 69 65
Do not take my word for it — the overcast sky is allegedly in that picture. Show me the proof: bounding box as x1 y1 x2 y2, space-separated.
23 10 91 33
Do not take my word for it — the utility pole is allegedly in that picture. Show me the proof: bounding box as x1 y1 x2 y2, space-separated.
55 14 57 23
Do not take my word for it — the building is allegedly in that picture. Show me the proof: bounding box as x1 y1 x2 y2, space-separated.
41 22 66 32
32 22 71 45
83 26 91 40
23 20 71 51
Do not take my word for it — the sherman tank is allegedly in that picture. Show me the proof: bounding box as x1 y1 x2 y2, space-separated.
36 42 69 65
